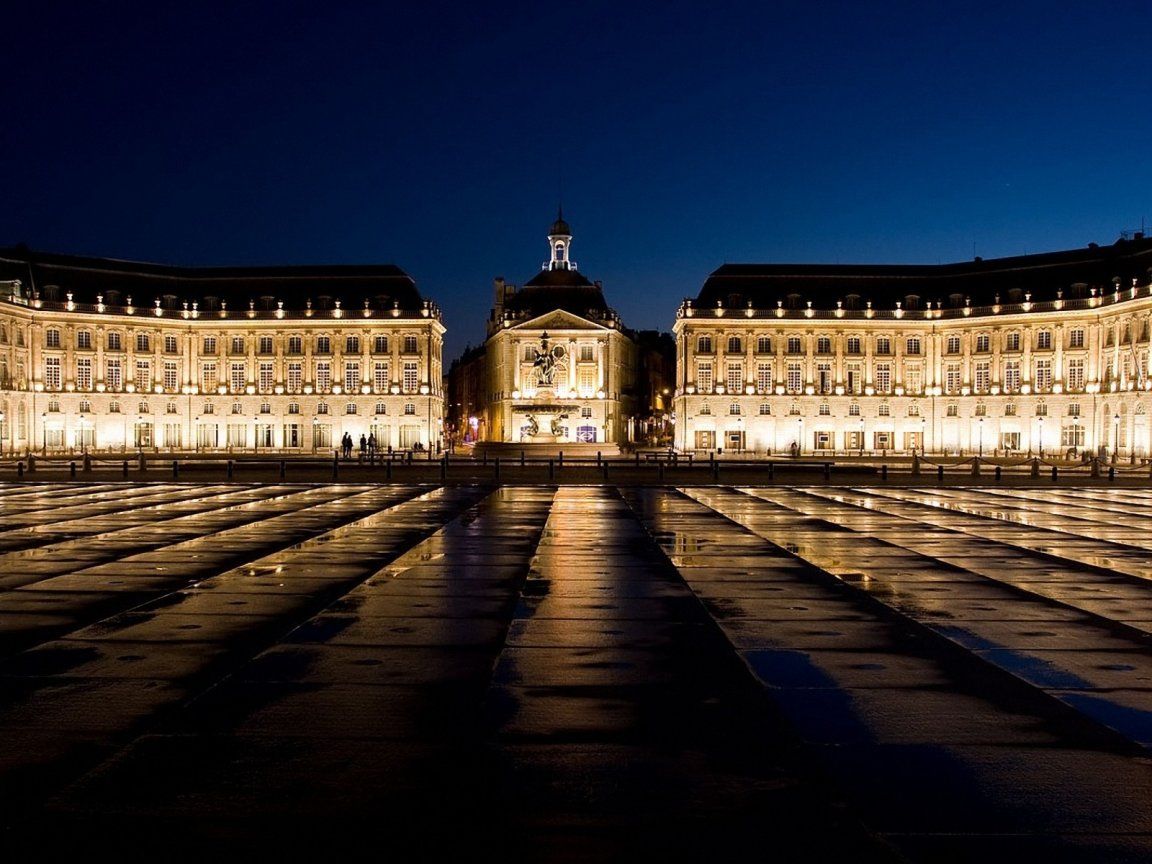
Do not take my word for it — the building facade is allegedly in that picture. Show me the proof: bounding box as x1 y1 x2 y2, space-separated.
480 214 637 448
673 235 1152 458
0 249 445 455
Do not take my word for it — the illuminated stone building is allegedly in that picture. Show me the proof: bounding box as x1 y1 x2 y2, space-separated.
0 248 444 455
673 235 1152 457
481 213 637 448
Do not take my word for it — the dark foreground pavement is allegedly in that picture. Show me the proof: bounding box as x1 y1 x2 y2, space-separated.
2 482 1152 861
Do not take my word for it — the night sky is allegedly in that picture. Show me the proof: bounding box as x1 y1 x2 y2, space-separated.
4 1 1150 360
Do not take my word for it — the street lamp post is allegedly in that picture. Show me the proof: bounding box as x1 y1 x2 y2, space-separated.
858 416 864 455
1114 413 1121 460
978 416 984 456
1038 416 1045 458
796 417 803 456
920 416 927 456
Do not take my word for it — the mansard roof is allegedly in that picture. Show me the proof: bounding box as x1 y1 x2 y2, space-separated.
0 246 427 312
508 267 608 319
697 235 1152 310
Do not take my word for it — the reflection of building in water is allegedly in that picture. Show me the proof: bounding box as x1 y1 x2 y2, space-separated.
673 234 1152 457
0 247 445 455
479 212 637 448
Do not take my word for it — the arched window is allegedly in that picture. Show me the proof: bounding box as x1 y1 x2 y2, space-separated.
375 402 387 415
231 401 243 414
729 403 741 415
138 401 150 414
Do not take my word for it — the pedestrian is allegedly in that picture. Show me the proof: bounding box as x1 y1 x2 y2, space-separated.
358 434 367 462
367 433 377 461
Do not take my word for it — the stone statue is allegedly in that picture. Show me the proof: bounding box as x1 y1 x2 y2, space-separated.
532 332 564 387
523 414 539 437
550 413 568 437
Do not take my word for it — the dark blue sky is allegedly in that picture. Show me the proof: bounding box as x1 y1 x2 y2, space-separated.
3 1 1150 359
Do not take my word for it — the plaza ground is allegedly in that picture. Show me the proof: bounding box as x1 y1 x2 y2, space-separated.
1 482 1152 859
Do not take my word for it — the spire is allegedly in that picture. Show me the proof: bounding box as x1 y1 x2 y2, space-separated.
546 208 575 271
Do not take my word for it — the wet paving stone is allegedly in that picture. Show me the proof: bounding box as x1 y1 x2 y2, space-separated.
3 481 1152 859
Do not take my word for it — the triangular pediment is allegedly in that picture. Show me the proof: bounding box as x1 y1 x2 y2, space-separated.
507 309 611 332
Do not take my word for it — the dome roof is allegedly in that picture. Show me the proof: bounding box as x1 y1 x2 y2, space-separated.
549 207 571 236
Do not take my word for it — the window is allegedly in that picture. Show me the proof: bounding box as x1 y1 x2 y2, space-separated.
136 333 150 352
403 335 418 354
404 402 416 415
138 400 150 414
230 362 246 392
1005 332 1021 351
727 336 742 354
164 335 178 353
45 329 61 348
975 402 987 417
878 402 890 417
77 358 92 390
201 362 218 392
787 336 802 354
202 336 217 354
315 361 331 391
907 402 920 417
848 402 861 416
403 361 419 393
697 335 713 354
756 336 772 354
906 337 921 356
580 344 595 362
975 333 990 352
372 335 388 353
346 403 357 414
316 336 331 354
1062 424 1085 448
875 336 891 355
1069 328 1085 349
317 402 329 415
109 400 121 413
346 336 360 354
44 356 61 390
875 363 892 394
259 361 275 393
975 361 990 393
756 362 773 394
581 406 592 418
726 363 743 393
345 361 360 392
729 403 741 415
166 401 178 414
816 336 831 354
788 402 800 416
164 361 178 391
287 362 302 392
288 402 300 414
1067 358 1085 391
1035 359 1052 391
946 335 961 354
1068 403 1081 417
700 403 712 416
79 400 91 413
77 330 92 350
374 402 386 415
946 403 959 417
135 360 151 390
786 362 802 394
817 362 832 394
230 401 243 415
47 399 61 413
106 358 122 390
1004 360 1021 392
945 363 962 394
905 366 923 394
696 362 713 392
1037 330 1051 350
107 332 122 351
759 403 771 415
230 336 245 354
1004 403 1017 416
846 363 863 394
287 335 303 354
1035 402 1048 416
846 336 861 354
577 366 596 394
818 402 830 416
259 335 273 354
203 402 215 414
374 361 390 393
